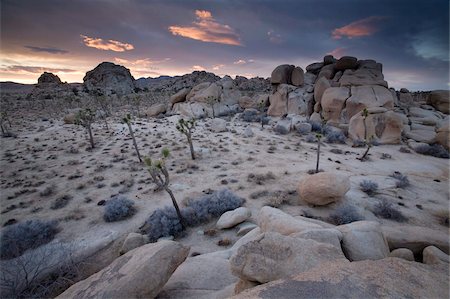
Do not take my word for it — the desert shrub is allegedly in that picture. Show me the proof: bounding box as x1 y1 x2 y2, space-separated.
352 139 366 148
0 220 59 260
360 180 378 196
399 146 411 153
50 194 73 210
241 109 260 122
103 196 136 222
39 184 56 197
328 204 364 225
414 144 449 159
323 126 346 144
142 189 244 242
373 199 407 222
390 171 410 188
305 134 316 143
309 121 322 132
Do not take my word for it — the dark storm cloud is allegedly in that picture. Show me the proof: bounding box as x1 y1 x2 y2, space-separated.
1 0 448 89
24 46 68 54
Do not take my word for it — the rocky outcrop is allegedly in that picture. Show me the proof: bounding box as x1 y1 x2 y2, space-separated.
428 90 449 114
270 65 295 85
216 207 251 229
232 258 449 299
37 72 62 85
346 85 394 120
57 240 189 299
83 62 135 95
321 87 350 125
298 172 350 206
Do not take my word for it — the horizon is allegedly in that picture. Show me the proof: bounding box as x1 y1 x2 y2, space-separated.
1 0 449 91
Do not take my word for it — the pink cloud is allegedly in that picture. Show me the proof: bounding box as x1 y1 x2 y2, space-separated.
332 16 386 39
81 35 134 52
169 10 241 46
327 47 346 58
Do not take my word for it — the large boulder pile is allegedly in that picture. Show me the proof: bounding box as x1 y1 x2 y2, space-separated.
83 62 136 95
37 72 62 85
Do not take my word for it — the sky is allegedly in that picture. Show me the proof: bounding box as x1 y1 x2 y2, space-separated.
1 0 449 91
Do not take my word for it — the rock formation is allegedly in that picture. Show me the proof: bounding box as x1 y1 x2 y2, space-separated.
83 62 136 95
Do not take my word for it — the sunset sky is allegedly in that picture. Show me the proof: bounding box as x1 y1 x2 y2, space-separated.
1 0 448 90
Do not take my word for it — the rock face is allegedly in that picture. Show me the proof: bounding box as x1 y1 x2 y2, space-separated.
37 72 62 85
321 87 350 124
119 233 147 255
291 67 304 86
436 123 450 149
216 207 251 229
83 62 135 95
423 246 449 265
57 240 189 299
169 88 190 108
145 103 166 117
337 221 390 261
428 90 449 114
335 56 358 71
229 232 347 283
346 85 394 120
348 109 404 144
298 172 350 206
270 64 295 85
258 206 322 235
389 248 414 261
232 258 449 299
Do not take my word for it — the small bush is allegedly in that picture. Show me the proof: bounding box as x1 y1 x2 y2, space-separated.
0 219 59 259
373 199 407 222
142 189 244 242
414 144 449 159
103 196 136 222
305 134 316 143
323 126 346 144
309 121 322 132
328 204 364 225
390 171 410 188
360 180 378 196
39 184 56 197
50 194 73 210
352 139 366 147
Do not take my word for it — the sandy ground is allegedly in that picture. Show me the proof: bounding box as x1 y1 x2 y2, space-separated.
1 114 449 260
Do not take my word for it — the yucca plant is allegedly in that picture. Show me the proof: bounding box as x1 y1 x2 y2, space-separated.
123 113 142 162
144 148 186 228
176 118 196 160
315 132 322 173
74 108 96 148
359 108 373 161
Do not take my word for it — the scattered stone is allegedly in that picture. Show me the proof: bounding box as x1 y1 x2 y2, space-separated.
389 248 414 261
423 245 449 265
216 207 251 229
298 172 350 206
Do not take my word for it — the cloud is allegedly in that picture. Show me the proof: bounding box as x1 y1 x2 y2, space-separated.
113 57 170 66
212 64 225 70
191 65 206 71
169 10 241 46
327 47 346 58
80 35 134 52
268 30 283 44
233 59 254 65
332 16 386 39
1 65 77 74
24 46 68 54
412 27 449 61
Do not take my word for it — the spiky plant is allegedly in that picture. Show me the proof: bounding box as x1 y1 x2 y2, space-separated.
258 101 266 129
94 93 110 130
123 113 142 162
176 118 196 160
205 95 218 118
144 148 186 229
0 111 11 136
315 132 322 173
359 108 373 161
74 108 96 148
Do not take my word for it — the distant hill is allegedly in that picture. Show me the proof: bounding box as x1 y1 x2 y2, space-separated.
0 81 34 94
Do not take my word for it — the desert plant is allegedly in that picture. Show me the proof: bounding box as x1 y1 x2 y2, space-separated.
103 196 136 222
414 144 449 159
373 199 407 222
358 108 373 161
176 118 196 160
390 171 410 188
74 108 96 148
205 95 218 118
315 132 322 173
360 180 378 196
328 203 364 225
0 220 59 260
144 149 186 228
141 189 244 242
94 92 110 129
123 114 142 162
0 111 12 136
323 126 346 144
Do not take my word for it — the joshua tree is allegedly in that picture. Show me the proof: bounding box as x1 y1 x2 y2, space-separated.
315 132 322 173
176 118 196 160
258 101 266 129
0 111 11 136
206 96 218 118
94 92 110 130
131 94 143 117
359 108 373 161
123 114 142 163
74 108 96 149
144 149 186 229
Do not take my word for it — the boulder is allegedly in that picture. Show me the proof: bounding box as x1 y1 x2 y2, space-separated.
189 83 221 103
145 103 166 117
169 88 190 107
404 129 436 144
237 223 258 236
37 72 62 85
57 240 189 299
243 127 254 138
348 110 403 144
428 90 449 114
83 62 135 95
295 122 312 134
232 258 450 299
339 60 387 87
271 64 295 84
255 94 269 107
305 62 324 74
388 248 414 261
309 111 322 123
291 67 304 86
216 207 251 229
436 123 450 149
186 82 211 101
321 87 350 125
382 226 449 255
398 91 413 108
119 233 147 255
317 64 335 80
337 221 390 261
274 118 291 134
291 228 343 249
334 56 357 70
229 232 347 283
323 55 336 65
346 85 394 120
63 113 76 124
172 102 208 119
238 96 257 109
159 252 238 298
258 206 322 236
267 84 293 116
286 88 312 115
298 172 350 206
210 118 228 133
313 77 331 106
423 246 449 265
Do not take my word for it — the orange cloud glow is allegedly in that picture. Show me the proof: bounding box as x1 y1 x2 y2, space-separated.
81 35 134 52
327 47 346 58
169 10 241 46
332 16 386 39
